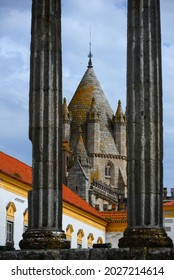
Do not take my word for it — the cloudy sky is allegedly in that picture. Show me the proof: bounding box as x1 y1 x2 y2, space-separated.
0 0 174 191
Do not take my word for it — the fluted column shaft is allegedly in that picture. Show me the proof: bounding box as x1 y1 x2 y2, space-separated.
29 0 62 231
127 0 162 228
20 0 70 249
119 0 172 247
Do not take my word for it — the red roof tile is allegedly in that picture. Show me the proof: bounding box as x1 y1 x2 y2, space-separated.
63 184 104 219
100 210 128 221
163 200 174 206
0 151 32 185
0 151 105 221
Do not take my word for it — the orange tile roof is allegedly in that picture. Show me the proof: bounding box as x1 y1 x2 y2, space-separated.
0 151 104 221
100 210 128 222
163 200 174 206
63 184 104 219
0 151 32 185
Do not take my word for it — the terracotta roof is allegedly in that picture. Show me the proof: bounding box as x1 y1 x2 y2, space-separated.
0 151 104 221
100 210 128 222
0 151 32 185
63 184 105 220
163 200 174 206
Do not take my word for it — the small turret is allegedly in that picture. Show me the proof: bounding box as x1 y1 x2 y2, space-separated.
62 97 72 142
88 97 100 122
115 100 125 122
62 98 72 184
113 100 126 156
73 127 91 168
67 127 91 203
87 97 100 154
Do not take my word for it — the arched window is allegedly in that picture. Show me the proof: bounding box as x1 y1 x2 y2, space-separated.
66 224 74 243
23 209 28 232
77 229 84 248
105 162 112 177
87 233 94 248
97 237 103 244
6 202 16 244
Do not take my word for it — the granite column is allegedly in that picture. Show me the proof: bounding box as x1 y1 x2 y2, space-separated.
19 0 70 249
119 0 173 247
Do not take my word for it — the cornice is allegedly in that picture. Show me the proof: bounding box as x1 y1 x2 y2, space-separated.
89 153 127 160
0 172 32 198
63 201 107 230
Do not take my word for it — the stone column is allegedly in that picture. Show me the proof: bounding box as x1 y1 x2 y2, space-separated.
119 0 172 247
19 0 70 249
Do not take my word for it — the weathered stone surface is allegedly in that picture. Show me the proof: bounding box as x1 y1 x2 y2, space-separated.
90 248 108 260
108 248 131 260
130 248 145 260
66 249 90 260
119 228 173 248
20 0 70 249
19 230 70 250
119 0 173 247
1 248 174 260
146 248 172 260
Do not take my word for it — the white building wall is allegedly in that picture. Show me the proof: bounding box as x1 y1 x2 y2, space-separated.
106 219 174 248
106 232 123 248
0 188 28 249
63 214 105 248
164 218 174 244
1 184 174 250
0 188 6 247
0 187 105 249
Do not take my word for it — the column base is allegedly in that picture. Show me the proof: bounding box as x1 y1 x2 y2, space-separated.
118 228 173 248
19 229 71 250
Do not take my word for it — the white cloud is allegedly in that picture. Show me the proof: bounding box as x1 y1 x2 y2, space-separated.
0 7 30 109
0 36 29 62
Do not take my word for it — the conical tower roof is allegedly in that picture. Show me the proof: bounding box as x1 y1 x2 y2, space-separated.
74 127 88 158
114 100 125 122
68 62 118 154
73 127 91 168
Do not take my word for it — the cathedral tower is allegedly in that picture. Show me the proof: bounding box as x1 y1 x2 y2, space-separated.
63 53 127 210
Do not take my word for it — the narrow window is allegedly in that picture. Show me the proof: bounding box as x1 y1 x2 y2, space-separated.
23 209 28 233
77 229 84 248
6 202 16 246
87 233 94 248
66 224 74 247
6 221 14 242
97 237 103 244
105 162 111 177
